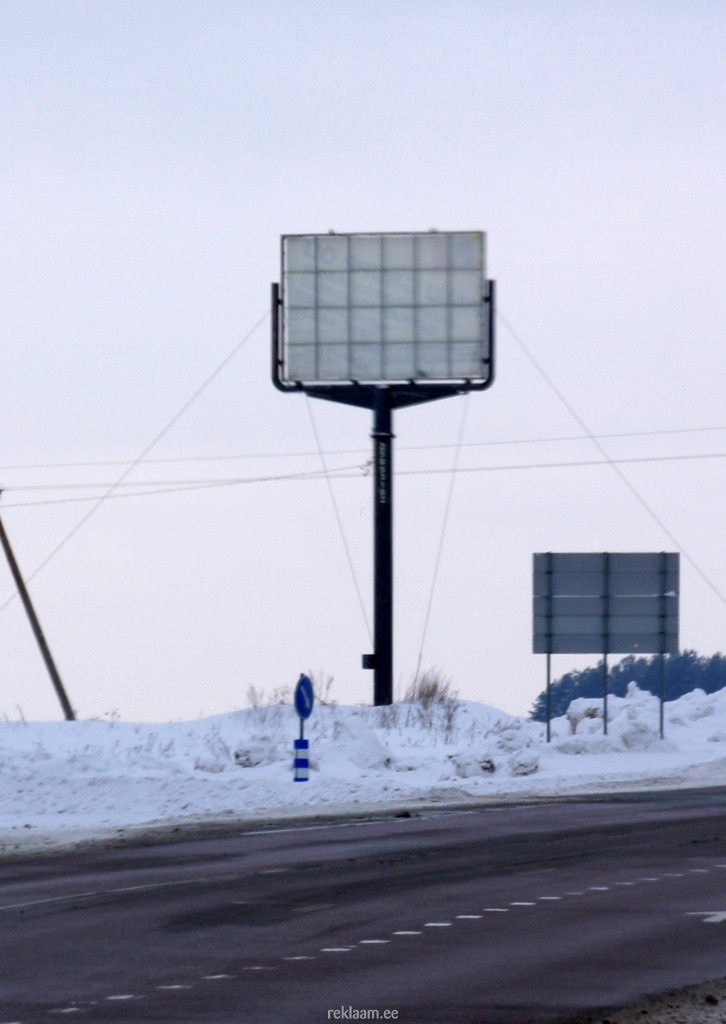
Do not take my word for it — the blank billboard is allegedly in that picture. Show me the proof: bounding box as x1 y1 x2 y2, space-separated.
280 232 493 385
533 552 679 655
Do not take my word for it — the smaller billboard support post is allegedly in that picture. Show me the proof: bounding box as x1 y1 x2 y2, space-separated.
603 552 609 736
659 550 668 739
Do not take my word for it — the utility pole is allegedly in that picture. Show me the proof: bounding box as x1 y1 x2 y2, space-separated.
0 508 75 721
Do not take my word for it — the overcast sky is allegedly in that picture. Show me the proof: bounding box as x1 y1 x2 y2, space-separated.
1 0 725 721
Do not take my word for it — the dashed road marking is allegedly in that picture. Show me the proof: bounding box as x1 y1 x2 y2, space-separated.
686 911 726 924
44 857 726 1015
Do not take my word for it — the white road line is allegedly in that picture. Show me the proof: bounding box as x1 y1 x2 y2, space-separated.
615 882 634 886
689 869 709 873
510 901 535 906
665 873 685 877
105 995 136 1001
538 896 561 901
0 876 216 913
589 887 609 891
424 921 452 927
483 907 509 912
156 984 193 990
203 973 236 979
566 891 584 895
456 914 482 919
243 966 275 972
640 877 660 882
359 939 390 944
283 956 315 961
321 947 355 953
393 930 421 935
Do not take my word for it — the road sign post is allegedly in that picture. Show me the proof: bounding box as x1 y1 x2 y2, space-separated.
293 673 314 782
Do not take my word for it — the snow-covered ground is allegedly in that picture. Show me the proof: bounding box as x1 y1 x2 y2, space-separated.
3 682 726 856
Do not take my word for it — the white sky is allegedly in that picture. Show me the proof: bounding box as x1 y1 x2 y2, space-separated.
1 0 725 721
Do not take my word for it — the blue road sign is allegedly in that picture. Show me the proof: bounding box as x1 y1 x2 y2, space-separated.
294 674 314 720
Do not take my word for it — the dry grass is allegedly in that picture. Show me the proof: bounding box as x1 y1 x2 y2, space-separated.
403 668 457 708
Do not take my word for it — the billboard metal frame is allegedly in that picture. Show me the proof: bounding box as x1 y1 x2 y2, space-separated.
272 231 495 706
532 552 680 741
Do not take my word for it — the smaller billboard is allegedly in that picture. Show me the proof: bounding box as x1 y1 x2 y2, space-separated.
533 552 679 655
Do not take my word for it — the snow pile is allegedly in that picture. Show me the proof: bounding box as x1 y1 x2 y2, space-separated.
3 683 726 852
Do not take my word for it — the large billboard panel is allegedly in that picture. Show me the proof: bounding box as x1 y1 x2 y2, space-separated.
280 231 493 386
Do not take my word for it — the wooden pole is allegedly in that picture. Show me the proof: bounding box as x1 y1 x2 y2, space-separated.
0 512 75 721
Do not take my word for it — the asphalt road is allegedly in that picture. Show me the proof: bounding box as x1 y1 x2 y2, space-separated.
3 790 726 1023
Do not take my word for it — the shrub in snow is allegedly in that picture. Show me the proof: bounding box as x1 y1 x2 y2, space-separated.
312 713 391 771
494 720 530 752
566 699 602 735
449 752 497 778
194 755 226 774
234 738 280 768
508 750 539 776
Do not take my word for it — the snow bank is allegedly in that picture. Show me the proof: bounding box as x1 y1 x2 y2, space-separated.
3 684 726 854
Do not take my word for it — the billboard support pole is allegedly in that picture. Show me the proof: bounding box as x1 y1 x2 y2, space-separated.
372 388 393 706
274 233 496 709
546 652 551 743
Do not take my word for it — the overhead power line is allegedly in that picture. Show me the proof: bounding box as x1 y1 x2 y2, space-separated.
4 449 726 510
3 422 726 472
0 308 269 612
498 311 726 609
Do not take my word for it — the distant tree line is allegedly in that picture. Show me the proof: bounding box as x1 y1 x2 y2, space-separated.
529 650 726 722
